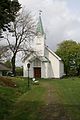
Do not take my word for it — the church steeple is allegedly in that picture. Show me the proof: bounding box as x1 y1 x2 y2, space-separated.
36 10 44 36
33 11 45 56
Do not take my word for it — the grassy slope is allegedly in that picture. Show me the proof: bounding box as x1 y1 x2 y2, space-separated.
0 77 28 120
0 77 80 120
8 81 47 120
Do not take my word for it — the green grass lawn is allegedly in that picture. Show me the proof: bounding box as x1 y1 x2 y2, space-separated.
51 77 80 120
0 77 80 120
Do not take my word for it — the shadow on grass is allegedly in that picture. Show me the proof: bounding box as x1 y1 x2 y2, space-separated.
6 101 80 120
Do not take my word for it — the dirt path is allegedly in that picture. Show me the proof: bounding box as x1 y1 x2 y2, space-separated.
38 82 70 120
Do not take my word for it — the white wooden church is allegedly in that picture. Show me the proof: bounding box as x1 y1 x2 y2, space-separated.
23 13 64 78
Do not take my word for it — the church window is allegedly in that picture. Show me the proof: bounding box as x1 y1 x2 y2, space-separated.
33 58 41 67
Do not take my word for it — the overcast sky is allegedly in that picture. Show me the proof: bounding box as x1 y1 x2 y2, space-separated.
18 0 80 50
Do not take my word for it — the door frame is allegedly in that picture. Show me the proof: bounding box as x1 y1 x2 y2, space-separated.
33 67 41 78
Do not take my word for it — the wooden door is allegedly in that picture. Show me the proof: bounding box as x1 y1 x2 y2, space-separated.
34 67 41 78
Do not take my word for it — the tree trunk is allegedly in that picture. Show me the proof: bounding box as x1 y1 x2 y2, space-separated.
65 69 68 76
77 65 80 76
64 65 68 76
11 54 16 76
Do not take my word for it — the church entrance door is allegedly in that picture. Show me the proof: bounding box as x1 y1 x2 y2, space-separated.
34 67 41 78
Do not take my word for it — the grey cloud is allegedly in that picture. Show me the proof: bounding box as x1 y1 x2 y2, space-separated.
19 0 80 50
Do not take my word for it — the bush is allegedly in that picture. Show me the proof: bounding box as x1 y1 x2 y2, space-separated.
16 67 23 76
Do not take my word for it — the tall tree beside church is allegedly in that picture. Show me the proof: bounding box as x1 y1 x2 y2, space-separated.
3 10 36 75
56 40 80 76
0 0 21 36
0 46 9 61
75 43 80 75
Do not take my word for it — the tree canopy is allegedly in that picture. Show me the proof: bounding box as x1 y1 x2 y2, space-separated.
1 9 36 75
0 0 21 34
56 40 80 76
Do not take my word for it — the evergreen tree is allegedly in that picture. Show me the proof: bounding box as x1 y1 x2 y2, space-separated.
0 0 21 35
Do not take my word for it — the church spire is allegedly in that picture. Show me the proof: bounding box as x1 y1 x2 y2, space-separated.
36 10 44 35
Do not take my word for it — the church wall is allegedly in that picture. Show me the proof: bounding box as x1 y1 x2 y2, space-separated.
59 61 64 77
23 50 64 78
33 36 45 56
45 48 60 78
23 60 33 78
41 62 49 78
47 62 54 78
41 62 45 78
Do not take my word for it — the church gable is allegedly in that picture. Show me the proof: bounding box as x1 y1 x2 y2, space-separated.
45 46 62 61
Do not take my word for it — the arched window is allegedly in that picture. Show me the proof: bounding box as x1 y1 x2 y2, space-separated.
33 58 41 67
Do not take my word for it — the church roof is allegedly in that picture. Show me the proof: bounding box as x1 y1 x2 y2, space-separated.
23 46 62 62
45 46 62 61
29 56 50 62
36 13 44 35
0 62 10 71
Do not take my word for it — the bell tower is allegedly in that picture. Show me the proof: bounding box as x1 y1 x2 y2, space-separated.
34 11 46 56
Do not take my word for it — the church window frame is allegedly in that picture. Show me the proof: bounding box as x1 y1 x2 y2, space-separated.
33 58 41 67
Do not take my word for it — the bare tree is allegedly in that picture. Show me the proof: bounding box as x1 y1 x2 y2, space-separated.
0 46 9 62
2 9 36 75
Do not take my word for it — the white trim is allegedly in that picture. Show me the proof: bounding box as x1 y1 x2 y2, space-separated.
45 46 62 61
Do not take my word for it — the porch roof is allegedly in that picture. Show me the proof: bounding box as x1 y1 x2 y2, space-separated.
29 56 50 62
0 63 10 71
